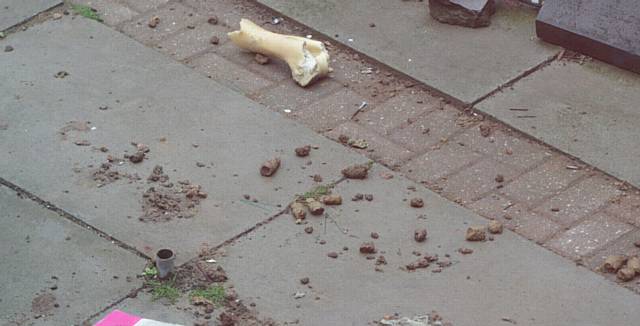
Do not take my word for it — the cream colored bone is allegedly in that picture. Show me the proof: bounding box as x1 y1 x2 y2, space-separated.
228 19 331 87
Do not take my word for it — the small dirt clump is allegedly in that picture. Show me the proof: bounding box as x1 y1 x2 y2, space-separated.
371 232 379 239
320 194 342 205
260 157 281 177
291 202 306 220
92 163 137 186
148 165 170 183
359 242 376 254
410 198 424 208
466 226 486 241
304 226 313 234
140 182 206 222
306 198 324 215
459 248 473 255
488 220 503 234
617 267 636 282
365 194 374 201
603 255 627 273
295 145 311 157
495 174 504 183
406 257 430 271
148 16 160 28
128 151 145 163
327 252 338 259
300 277 310 285
414 228 428 242
342 164 369 179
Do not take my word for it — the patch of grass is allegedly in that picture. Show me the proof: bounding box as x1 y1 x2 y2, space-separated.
190 285 226 307
142 266 158 278
146 277 180 304
301 183 334 200
71 4 103 22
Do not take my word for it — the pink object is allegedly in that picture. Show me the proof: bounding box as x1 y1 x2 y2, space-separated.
94 310 142 326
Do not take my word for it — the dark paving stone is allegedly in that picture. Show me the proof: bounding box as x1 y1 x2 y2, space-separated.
536 0 640 74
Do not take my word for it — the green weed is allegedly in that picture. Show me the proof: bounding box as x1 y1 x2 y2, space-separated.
71 4 102 22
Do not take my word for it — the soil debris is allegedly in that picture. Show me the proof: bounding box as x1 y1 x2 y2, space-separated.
4 45 14 52
603 255 627 273
54 71 69 79
342 164 369 179
458 247 473 255
487 220 503 234
365 194 374 201
406 257 430 271
414 228 428 242
371 232 379 239
359 242 376 254
348 138 368 149
74 140 91 146
312 174 323 182
208 16 218 25
495 174 504 183
148 16 160 28
320 194 342 205
295 145 311 157
148 165 170 183
327 252 338 258
479 124 492 137
128 151 145 163
92 163 138 186
140 182 206 222
338 134 350 144
306 198 324 215
617 267 636 282
260 157 281 177
627 256 640 273
376 255 387 265
291 202 306 220
254 53 270 65
465 226 486 241
31 292 57 315
210 35 220 45
304 226 313 234
300 277 310 285
352 193 364 201
410 197 424 208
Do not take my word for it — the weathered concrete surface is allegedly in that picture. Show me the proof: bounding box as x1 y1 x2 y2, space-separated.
478 60 640 188
0 185 145 325
0 16 363 264
536 0 640 74
218 165 640 325
0 0 62 31
257 0 557 103
90 292 199 325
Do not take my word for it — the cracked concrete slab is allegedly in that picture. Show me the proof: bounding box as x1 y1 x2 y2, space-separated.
256 0 558 103
477 59 640 188
217 165 640 325
0 16 363 264
0 0 62 31
0 185 145 325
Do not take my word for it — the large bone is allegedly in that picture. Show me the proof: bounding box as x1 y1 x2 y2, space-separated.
228 19 331 87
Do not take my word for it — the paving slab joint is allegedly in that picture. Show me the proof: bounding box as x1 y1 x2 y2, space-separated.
0 177 152 261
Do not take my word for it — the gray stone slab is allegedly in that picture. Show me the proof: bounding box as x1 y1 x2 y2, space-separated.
0 0 62 31
0 16 364 265
217 165 640 325
536 0 640 74
257 0 558 103
477 59 640 188
0 185 145 325
89 292 199 325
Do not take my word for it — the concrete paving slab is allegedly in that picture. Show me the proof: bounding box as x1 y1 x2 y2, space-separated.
89 292 199 325
0 16 364 264
256 0 558 103
0 185 145 325
0 0 62 31
477 59 640 188
217 165 640 325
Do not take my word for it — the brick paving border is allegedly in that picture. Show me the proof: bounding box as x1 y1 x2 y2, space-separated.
63 0 640 293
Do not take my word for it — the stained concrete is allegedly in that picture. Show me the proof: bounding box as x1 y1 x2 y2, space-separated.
0 16 363 265
0 0 62 31
257 0 558 104
0 185 145 325
477 60 640 188
218 165 640 325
